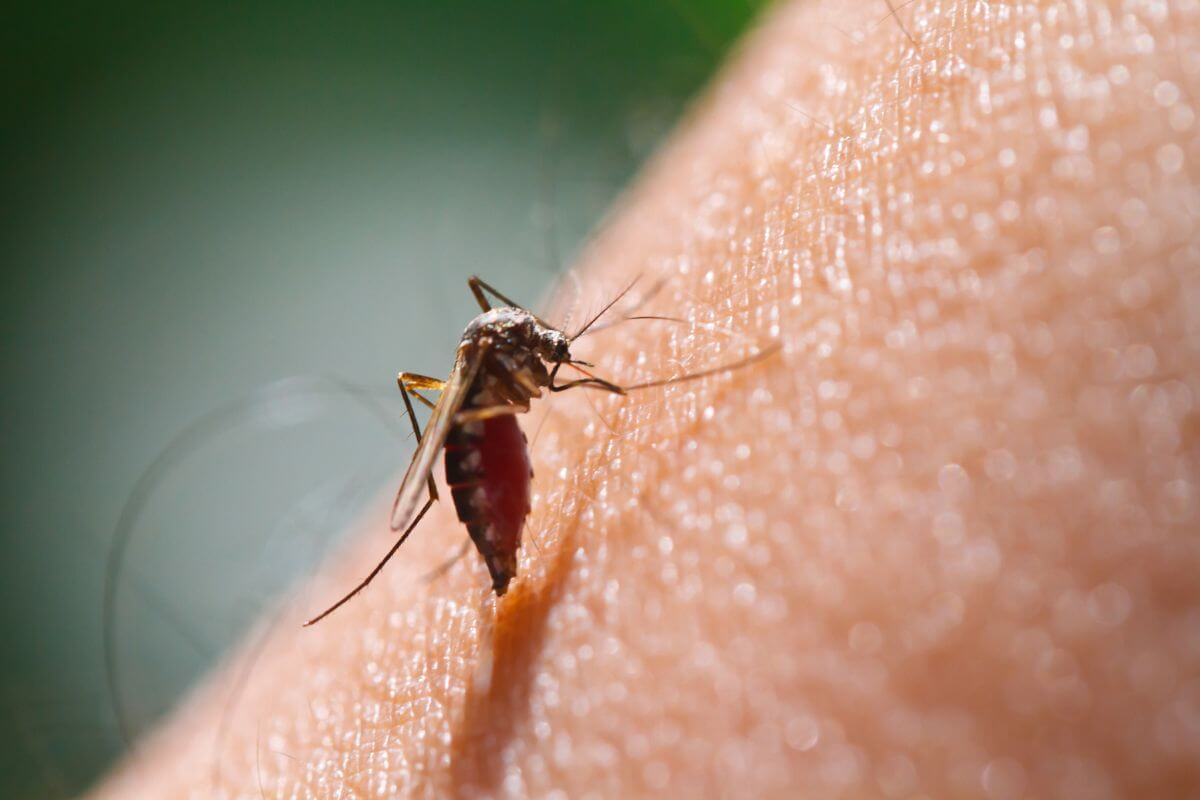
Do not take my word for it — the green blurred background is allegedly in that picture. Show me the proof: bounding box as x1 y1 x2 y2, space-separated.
0 1 763 795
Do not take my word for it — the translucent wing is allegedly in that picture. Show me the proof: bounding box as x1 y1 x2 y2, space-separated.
389 344 484 531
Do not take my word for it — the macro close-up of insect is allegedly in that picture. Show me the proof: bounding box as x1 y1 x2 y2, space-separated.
6 0 1199 797
303 276 779 625
3 3 776 795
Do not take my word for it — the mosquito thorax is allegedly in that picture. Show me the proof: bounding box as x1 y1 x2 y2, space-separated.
461 307 570 365
461 307 532 344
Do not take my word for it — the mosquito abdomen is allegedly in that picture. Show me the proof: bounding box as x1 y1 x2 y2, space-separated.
444 414 532 594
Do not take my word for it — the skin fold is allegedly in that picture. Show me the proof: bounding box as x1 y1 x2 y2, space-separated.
91 0 1200 797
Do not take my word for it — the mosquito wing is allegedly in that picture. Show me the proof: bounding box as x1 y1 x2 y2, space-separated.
389 344 484 531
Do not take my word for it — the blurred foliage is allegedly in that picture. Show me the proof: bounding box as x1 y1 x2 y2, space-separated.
0 0 764 795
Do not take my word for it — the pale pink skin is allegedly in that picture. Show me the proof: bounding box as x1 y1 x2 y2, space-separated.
92 1 1200 797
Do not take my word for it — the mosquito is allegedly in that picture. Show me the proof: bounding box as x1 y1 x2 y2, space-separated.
303 275 779 625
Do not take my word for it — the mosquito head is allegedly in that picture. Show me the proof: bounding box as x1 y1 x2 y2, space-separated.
537 326 571 364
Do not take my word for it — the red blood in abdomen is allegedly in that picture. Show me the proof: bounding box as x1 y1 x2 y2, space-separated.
479 414 532 555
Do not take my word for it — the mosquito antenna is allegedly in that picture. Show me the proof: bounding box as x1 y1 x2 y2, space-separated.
621 314 752 343
623 342 782 392
574 276 670 337
577 312 759 354
570 276 641 341
626 314 688 323
559 360 625 393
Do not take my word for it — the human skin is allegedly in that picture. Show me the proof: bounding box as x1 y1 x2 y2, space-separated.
91 0 1200 797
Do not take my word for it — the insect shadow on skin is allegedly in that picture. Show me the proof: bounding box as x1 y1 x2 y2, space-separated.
302 274 781 626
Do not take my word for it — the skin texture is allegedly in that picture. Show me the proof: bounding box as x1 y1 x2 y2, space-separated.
91 0 1200 797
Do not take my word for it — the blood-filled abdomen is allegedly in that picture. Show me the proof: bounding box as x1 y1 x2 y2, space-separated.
444 413 532 594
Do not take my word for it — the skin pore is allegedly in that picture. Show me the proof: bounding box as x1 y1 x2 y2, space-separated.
92 0 1200 797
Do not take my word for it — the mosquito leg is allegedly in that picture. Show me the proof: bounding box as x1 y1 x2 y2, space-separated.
548 361 626 394
409 390 437 410
468 275 560 331
421 539 472 584
468 277 493 312
303 496 436 626
551 343 782 395
399 372 446 392
399 372 445 410
453 402 528 425
549 377 626 394
621 342 782 391
469 275 529 311
311 368 453 623
398 372 445 501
